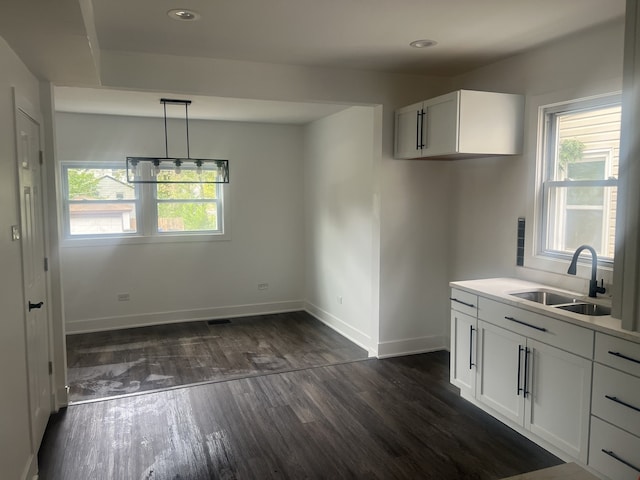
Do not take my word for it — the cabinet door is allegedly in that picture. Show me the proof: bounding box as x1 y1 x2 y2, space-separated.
394 101 424 158
476 320 526 425
525 340 591 463
422 91 458 157
450 310 477 398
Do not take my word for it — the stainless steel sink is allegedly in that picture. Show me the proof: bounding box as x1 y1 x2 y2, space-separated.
555 303 611 316
510 290 579 306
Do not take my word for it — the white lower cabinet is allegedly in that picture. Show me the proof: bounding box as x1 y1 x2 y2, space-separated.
589 416 640 480
525 339 591 462
476 320 526 425
449 283 640 480
589 333 640 479
474 320 591 462
450 310 477 398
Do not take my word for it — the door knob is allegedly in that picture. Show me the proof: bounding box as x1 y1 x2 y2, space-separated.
28 301 44 311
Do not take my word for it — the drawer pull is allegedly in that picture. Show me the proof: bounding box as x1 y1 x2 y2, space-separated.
601 449 640 473
504 316 547 332
450 297 476 309
604 394 640 413
608 350 640 365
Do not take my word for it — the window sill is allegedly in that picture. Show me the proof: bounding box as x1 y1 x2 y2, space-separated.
61 232 230 248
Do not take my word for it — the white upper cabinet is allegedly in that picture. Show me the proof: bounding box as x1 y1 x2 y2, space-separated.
394 90 524 159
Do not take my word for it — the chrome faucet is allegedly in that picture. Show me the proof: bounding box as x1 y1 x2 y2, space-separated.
567 244 606 298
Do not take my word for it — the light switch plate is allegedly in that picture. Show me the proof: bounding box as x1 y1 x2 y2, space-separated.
11 225 20 241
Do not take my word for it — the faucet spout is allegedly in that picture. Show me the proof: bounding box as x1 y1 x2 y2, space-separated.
567 244 606 298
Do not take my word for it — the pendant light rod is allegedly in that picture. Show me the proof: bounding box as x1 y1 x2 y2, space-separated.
160 98 193 158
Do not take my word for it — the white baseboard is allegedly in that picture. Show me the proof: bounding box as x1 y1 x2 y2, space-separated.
376 335 447 358
65 300 305 334
304 301 375 356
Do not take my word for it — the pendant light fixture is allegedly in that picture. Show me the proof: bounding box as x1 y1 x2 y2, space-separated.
126 98 229 184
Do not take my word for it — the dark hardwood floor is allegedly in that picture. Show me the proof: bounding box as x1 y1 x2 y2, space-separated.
66 311 369 402
40 351 562 479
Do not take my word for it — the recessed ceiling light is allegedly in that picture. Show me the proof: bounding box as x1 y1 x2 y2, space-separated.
410 39 438 48
167 9 201 21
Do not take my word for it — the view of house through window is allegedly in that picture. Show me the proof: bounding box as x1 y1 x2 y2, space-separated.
62 163 223 238
540 95 621 262
64 166 137 236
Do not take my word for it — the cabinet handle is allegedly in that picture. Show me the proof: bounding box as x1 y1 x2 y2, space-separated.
420 109 426 148
601 449 640 473
604 394 640 413
523 347 531 398
504 316 547 332
517 345 524 396
450 297 476 308
607 350 640 365
416 110 421 149
469 325 475 369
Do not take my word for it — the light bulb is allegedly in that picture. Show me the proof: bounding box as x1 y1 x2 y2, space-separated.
174 160 182 175
195 160 203 175
152 160 161 177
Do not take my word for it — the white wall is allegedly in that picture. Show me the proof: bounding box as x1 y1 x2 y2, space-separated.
0 36 40 480
56 113 305 332
98 52 453 356
303 106 378 354
448 19 625 294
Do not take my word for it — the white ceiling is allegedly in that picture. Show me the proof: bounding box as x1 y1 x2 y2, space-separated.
0 0 627 123
92 0 625 76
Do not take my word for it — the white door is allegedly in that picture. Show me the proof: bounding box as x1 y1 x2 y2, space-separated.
450 310 477 397
525 339 592 463
476 320 526 425
16 108 51 450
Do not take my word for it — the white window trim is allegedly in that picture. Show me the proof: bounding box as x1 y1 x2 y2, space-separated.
59 161 231 247
522 89 620 287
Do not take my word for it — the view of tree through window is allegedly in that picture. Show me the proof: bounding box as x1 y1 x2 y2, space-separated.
155 169 219 232
541 97 620 260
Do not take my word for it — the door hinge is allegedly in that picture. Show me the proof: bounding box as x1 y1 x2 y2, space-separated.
48 361 53 375
44 257 49 272
39 150 44 165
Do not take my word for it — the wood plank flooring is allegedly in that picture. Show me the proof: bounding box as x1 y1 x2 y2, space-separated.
66 311 368 402
39 351 562 479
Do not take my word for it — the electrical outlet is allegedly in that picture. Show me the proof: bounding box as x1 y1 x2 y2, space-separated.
117 293 130 302
258 283 269 290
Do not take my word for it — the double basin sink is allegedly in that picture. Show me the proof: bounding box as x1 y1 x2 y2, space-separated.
510 289 611 316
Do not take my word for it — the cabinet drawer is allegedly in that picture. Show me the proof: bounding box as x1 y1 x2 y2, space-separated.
450 288 478 317
478 298 593 358
595 333 640 377
592 363 640 437
588 416 640 480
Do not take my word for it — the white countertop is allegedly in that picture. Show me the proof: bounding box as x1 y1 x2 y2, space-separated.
450 277 640 343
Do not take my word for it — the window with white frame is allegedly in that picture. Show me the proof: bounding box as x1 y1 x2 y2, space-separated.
61 163 224 239
538 95 621 263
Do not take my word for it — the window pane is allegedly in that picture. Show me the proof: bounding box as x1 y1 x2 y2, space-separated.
156 181 218 200
154 168 222 188
157 202 218 232
565 210 603 252
545 185 617 259
69 203 137 235
65 167 138 236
